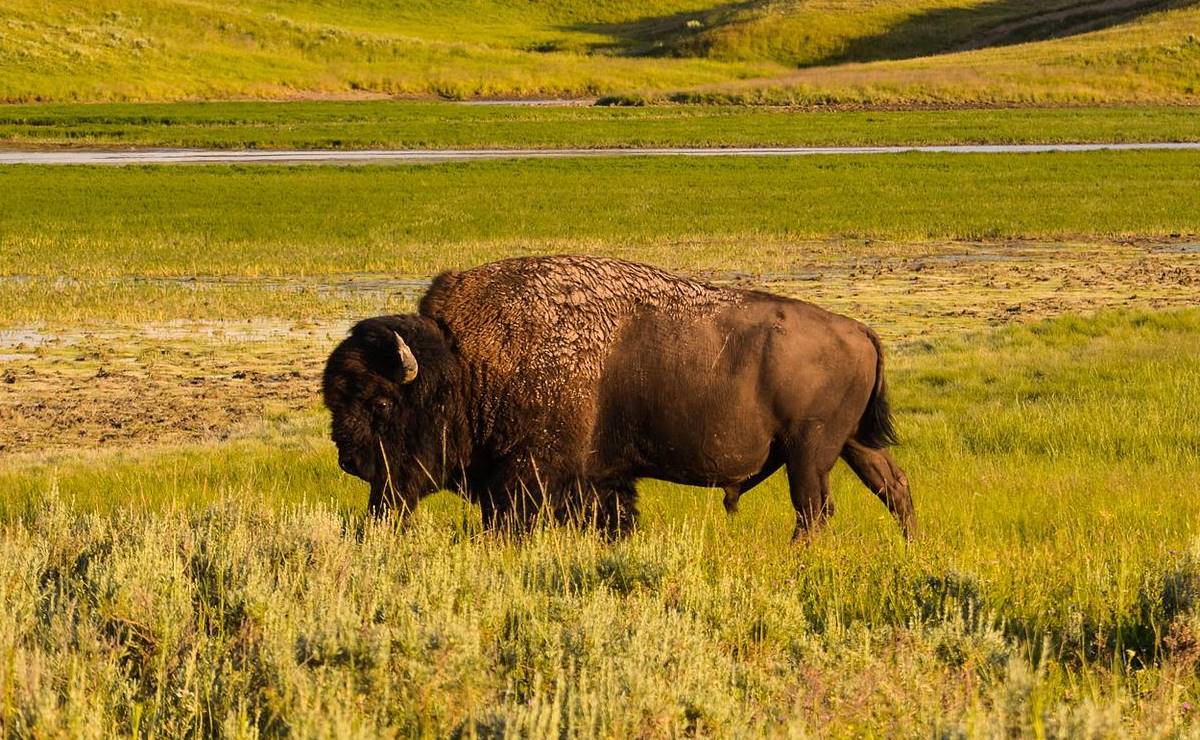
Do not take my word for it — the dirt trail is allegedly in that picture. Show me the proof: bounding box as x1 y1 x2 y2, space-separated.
1 241 1196 456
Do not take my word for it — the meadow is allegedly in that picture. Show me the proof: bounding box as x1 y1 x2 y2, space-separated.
4 0 1200 733
3 102 1200 150
1 151 1199 733
2 151 1199 281
0 0 1197 104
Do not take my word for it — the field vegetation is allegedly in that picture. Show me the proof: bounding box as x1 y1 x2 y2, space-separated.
0 0 1197 104
4 308 1200 734
1 152 1199 732
1 152 1198 282
4 0 1200 732
2 102 1200 151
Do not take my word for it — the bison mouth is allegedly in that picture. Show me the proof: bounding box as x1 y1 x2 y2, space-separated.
337 449 360 477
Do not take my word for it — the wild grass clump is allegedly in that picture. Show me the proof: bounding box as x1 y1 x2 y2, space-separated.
5 497 1200 736
4 310 1200 733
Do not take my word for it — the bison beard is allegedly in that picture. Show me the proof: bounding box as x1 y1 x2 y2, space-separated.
322 255 914 541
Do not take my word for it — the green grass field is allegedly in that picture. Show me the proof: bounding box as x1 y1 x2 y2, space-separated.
1 151 1198 282
2 151 1200 732
2 102 1199 150
1 151 1198 327
1 0 1198 104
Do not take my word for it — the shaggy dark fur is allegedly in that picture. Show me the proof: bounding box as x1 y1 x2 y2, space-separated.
322 255 914 540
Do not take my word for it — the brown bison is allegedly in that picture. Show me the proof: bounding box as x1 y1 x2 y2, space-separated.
322 255 913 540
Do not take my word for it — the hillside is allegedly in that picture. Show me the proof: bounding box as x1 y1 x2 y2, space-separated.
678 5 1200 105
619 0 1193 66
0 0 1197 104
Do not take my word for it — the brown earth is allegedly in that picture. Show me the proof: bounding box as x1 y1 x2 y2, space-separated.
0 323 339 457
1 241 1196 456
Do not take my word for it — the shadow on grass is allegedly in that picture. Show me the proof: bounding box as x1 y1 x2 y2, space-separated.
829 0 1194 64
567 0 1192 64
560 1 764 58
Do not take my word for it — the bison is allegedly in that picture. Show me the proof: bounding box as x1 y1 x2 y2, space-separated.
322 255 913 540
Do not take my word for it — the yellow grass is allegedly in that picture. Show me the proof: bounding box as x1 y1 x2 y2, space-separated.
0 0 1196 104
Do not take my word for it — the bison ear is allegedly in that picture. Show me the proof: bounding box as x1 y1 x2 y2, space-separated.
351 317 419 385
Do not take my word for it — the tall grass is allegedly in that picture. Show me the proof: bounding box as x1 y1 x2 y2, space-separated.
4 310 1199 733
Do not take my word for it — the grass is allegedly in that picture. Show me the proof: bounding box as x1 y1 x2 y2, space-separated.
4 309 1200 734
0 0 1197 104
649 0 1198 66
680 4 1200 106
0 0 775 103
3 131 1200 731
1 151 1198 284
3 101 1200 150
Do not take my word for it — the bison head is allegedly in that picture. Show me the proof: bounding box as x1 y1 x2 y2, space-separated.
322 315 465 515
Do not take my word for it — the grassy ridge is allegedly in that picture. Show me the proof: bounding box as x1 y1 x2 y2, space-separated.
2 102 1199 150
1 152 1197 280
653 0 1196 66
0 0 1197 104
0 0 774 103
5 310 1200 734
685 5 1200 106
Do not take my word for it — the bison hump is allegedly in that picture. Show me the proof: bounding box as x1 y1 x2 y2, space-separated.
419 270 462 320
423 256 736 391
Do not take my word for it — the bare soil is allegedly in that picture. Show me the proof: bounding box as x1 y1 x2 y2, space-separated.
1 241 1195 456
0 322 340 456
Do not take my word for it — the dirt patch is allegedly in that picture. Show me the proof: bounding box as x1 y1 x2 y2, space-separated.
1 241 1196 456
732 241 1200 340
0 322 344 456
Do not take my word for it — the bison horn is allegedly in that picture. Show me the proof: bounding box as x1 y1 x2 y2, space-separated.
393 332 418 384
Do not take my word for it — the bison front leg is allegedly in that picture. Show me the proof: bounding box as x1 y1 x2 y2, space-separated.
477 484 542 536
549 480 639 539
841 439 915 539
595 481 639 539
478 456 557 536
367 478 417 521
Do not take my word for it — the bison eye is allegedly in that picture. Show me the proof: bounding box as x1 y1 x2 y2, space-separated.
373 397 393 414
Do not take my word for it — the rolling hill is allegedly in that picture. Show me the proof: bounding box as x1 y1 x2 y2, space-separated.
0 0 1197 104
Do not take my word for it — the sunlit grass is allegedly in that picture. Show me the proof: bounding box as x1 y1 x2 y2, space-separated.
3 310 1199 734
3 102 1199 150
683 6 1200 106
0 0 1195 104
1 152 1198 280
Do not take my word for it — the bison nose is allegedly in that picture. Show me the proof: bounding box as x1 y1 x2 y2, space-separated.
338 452 358 476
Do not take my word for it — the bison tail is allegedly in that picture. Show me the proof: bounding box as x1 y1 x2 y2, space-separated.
857 327 899 449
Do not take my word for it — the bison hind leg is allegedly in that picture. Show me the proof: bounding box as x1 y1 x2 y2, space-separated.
840 438 915 539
